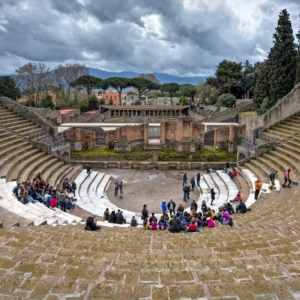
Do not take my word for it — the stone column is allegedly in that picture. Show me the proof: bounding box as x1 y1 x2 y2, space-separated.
160 122 166 144
144 123 149 144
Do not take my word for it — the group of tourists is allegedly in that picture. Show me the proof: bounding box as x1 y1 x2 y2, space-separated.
137 199 239 232
12 173 77 212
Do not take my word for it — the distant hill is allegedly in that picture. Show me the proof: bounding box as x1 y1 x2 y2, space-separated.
88 68 211 85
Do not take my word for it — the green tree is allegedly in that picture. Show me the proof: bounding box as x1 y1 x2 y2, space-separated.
160 82 179 105
215 60 243 95
88 94 100 110
129 77 160 105
295 15 300 85
254 61 270 109
257 97 272 115
240 60 257 98
196 82 219 105
217 93 236 107
101 77 131 105
268 9 296 105
179 84 196 107
0 76 21 100
39 95 55 109
70 75 102 96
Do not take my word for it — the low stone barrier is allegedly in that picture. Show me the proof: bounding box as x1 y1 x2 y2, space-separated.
71 160 235 170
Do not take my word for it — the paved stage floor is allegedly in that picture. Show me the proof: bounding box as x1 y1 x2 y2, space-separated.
97 169 201 214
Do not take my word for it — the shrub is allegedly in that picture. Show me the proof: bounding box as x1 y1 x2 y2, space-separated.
217 93 236 107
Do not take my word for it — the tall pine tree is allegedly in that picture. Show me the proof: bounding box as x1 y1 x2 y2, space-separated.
254 61 270 109
268 9 296 105
295 14 300 85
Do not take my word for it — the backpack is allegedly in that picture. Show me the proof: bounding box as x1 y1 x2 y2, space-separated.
12 186 19 194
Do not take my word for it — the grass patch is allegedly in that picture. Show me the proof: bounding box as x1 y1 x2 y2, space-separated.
108 117 124 122
71 146 151 161
239 111 257 116
72 146 236 162
158 147 236 162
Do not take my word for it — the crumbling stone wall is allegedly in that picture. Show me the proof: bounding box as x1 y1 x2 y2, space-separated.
105 124 148 152
64 128 96 151
62 111 100 123
214 125 246 153
160 117 204 152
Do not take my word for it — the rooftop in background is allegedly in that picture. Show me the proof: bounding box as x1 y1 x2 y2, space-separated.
59 109 79 115
84 110 98 114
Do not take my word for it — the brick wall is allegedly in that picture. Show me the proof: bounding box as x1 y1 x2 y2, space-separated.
64 128 96 151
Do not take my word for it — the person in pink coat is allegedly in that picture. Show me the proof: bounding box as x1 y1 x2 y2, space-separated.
150 218 158 230
207 216 215 228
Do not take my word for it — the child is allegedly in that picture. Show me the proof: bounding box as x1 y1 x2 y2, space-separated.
188 218 198 232
150 218 158 230
206 212 215 228
226 217 233 227
158 217 167 230
143 218 150 230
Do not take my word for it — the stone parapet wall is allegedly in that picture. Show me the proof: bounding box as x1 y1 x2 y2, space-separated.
72 160 232 170
0 97 58 136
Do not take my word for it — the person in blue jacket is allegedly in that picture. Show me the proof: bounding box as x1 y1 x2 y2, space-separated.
161 200 167 214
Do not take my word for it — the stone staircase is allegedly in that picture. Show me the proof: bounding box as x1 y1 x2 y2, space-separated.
0 104 84 228
240 111 300 185
0 186 300 298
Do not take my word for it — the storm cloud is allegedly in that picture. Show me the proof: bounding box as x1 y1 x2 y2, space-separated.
0 0 299 76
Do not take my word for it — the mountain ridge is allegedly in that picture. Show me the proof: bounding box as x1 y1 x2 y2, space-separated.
88 68 211 85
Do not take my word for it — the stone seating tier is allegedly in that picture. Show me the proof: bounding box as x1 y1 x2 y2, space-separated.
72 169 239 226
0 186 300 300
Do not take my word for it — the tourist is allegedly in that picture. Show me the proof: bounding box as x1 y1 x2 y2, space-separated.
142 204 149 219
226 202 235 215
49 195 57 209
190 177 195 191
158 216 167 230
177 204 184 214
108 210 117 223
222 162 230 173
201 200 208 215
236 199 247 214
254 179 262 200
143 218 150 230
221 208 230 225
30 188 42 202
150 218 158 230
66 197 75 210
130 216 138 227
87 164 91 178
187 218 198 232
182 171 187 186
229 167 237 179
268 170 277 188
168 216 181 232
206 165 211 174
206 212 215 228
114 180 119 197
190 199 198 211
38 178 46 196
208 207 216 220
283 169 292 188
161 200 167 214
167 199 176 216
12 183 21 199
149 213 156 223
57 189 67 212
62 178 70 190
119 181 123 198
210 188 216 206
116 211 125 224
183 184 189 202
103 208 109 221
196 171 201 187
226 217 234 227
71 181 77 196
85 214 101 231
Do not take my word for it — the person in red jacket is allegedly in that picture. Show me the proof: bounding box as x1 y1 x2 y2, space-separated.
283 169 292 188
50 196 57 209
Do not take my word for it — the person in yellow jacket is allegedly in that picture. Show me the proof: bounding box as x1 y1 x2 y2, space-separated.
254 179 262 200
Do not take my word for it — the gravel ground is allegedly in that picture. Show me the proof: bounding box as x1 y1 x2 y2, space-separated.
100 169 201 214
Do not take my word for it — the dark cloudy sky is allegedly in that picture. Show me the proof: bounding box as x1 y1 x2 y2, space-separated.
0 0 299 76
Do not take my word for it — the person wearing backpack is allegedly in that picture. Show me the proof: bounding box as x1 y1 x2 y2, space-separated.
268 170 277 190
12 183 21 199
